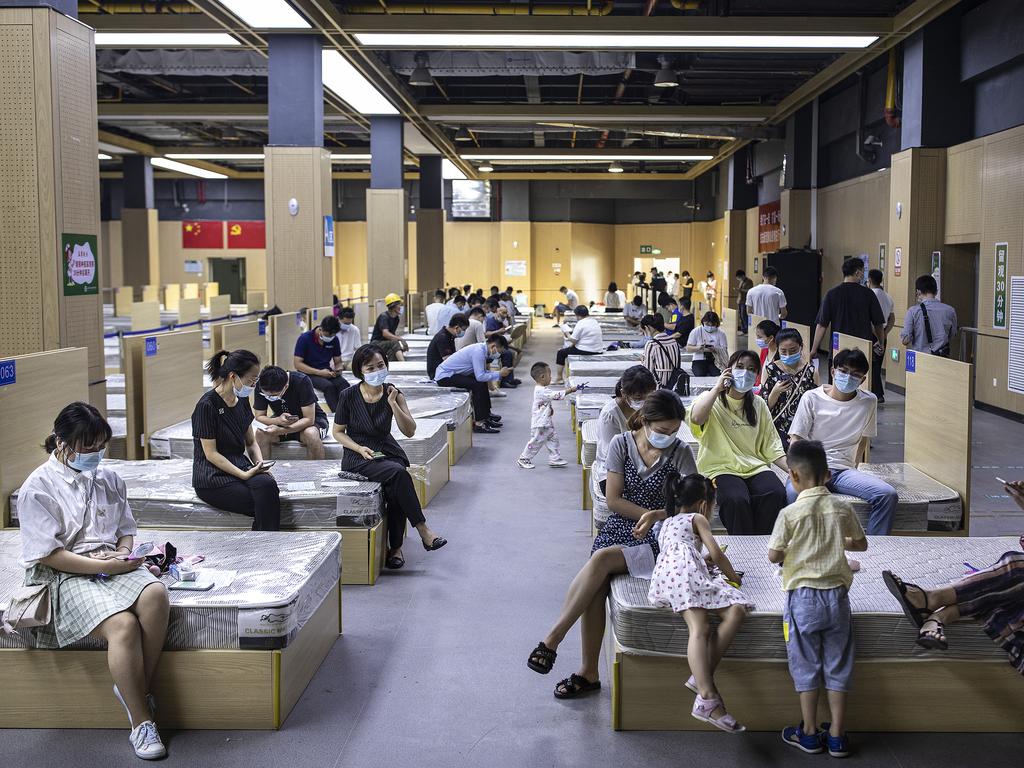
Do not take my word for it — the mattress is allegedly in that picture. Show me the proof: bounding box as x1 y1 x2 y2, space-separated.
568 376 717 396
575 393 613 424
568 360 696 378
106 392 126 418
581 419 600 466
568 350 644 365
610 535 1018 661
406 392 472 428
387 375 457 396
388 360 427 374
393 418 449 465
0 529 339 651
10 460 383 530
858 462 962 530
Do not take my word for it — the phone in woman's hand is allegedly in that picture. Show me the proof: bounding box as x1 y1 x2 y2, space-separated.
259 460 276 470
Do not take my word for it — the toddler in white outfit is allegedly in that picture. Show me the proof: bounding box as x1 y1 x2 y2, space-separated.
518 362 578 469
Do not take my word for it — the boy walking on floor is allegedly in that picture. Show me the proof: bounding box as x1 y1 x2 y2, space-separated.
768 440 868 758
517 362 578 469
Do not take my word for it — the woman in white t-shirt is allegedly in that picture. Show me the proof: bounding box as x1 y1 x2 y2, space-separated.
554 305 604 384
685 311 729 377
704 272 718 314
604 281 626 312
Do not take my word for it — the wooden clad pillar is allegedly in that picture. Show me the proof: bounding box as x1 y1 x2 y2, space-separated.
367 189 408 304
780 188 812 249
0 7 104 408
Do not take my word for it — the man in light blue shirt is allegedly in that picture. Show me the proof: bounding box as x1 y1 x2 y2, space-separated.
434 338 511 433
436 295 467 333
900 275 958 357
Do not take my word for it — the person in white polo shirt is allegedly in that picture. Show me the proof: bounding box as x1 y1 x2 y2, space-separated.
745 266 788 326
553 285 579 325
425 290 447 336
553 305 604 384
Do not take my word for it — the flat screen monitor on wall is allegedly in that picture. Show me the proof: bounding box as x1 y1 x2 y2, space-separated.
451 180 491 219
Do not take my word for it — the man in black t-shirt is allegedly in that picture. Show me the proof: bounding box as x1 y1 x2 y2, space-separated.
427 313 470 380
371 293 409 361
811 257 886 376
253 366 330 459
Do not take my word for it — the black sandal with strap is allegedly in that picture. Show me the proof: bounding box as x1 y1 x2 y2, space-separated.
385 555 405 570
882 571 931 628
916 616 949 651
423 537 447 552
527 641 557 675
554 673 601 700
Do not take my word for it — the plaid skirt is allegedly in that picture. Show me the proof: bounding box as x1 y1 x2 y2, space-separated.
954 551 1024 675
24 563 162 649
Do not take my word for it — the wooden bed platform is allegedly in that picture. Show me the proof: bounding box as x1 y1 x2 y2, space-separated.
607 636 1024 732
412 447 450 509
0 583 342 730
341 519 387 586
448 416 473 466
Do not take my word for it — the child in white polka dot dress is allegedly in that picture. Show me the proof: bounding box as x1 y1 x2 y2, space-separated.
641 472 753 733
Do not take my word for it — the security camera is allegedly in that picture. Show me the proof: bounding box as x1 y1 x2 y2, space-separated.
863 134 883 147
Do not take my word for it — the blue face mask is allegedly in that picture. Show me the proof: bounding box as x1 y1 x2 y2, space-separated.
68 447 105 473
260 392 281 402
833 371 861 394
755 338 769 349
731 369 756 393
455 330 465 339
646 427 676 449
703 324 717 334
365 369 389 387
779 352 802 367
234 384 254 399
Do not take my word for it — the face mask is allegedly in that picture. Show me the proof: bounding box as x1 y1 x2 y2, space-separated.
627 398 645 410
365 369 389 387
68 447 105 473
731 369 756 393
261 392 281 402
646 427 676 449
780 352 802 367
703 324 717 334
455 330 465 339
233 382 255 398
755 338 769 349
833 371 860 394
320 334 335 343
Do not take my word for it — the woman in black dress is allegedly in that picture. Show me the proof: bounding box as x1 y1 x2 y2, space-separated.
192 349 281 530
332 344 447 570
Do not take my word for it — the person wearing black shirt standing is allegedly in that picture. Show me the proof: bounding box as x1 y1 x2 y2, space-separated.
650 269 668 311
426 313 469 380
811 257 886 377
192 349 280 530
252 366 330 460
333 344 447 571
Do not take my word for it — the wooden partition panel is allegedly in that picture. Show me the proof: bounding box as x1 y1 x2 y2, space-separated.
217 320 268 363
722 308 738 342
353 302 371 337
114 287 135 317
904 351 973 532
272 311 307 367
130 301 161 332
183 283 200 300
0 348 89 526
165 284 181 312
141 285 159 304
748 315 767 352
123 330 203 460
836 333 873 392
247 290 266 311
203 282 220 304
208 294 231 320
781 319 812 348
307 305 333 328
178 298 201 326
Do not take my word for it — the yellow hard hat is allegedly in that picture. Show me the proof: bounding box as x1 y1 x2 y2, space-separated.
384 292 403 306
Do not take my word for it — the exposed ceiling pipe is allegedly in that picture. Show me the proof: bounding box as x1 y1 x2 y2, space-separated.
669 0 702 9
884 47 901 129
596 0 657 149
854 70 877 165
79 3 199 11
342 2 614 15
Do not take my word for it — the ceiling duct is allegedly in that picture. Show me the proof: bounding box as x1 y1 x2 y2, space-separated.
383 51 635 78
96 49 267 77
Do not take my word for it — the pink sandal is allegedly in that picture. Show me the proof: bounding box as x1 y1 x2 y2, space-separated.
691 694 746 733
684 675 699 694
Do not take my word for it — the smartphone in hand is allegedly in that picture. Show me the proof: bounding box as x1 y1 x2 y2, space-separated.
260 460 277 470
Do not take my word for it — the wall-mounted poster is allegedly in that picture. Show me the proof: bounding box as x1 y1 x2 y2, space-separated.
62 233 99 296
757 201 781 253
504 260 527 277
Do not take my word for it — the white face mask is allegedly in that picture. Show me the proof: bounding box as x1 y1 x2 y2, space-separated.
645 427 675 449
261 392 282 402
364 369 389 387
731 369 756 393
627 398 645 411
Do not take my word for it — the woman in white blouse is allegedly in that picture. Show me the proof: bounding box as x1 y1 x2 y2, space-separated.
603 281 626 312
686 311 729 377
17 402 169 760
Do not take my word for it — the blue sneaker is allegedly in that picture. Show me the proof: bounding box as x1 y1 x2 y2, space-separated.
782 723 824 754
825 732 850 758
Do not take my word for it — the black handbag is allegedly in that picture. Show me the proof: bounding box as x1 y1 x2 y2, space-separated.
920 302 950 357
652 339 691 396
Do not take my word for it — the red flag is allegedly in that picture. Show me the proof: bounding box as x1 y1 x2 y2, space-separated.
227 221 266 249
182 220 224 249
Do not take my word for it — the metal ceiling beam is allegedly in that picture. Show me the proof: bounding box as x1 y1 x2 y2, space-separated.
420 105 774 123
83 13 229 33
457 148 712 159
97 102 353 121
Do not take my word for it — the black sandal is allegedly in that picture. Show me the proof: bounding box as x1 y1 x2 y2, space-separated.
882 571 931 628
916 616 949 650
527 641 557 675
385 555 405 570
554 673 601 699
423 537 447 552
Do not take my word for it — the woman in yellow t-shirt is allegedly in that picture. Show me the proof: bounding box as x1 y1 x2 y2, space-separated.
687 349 789 534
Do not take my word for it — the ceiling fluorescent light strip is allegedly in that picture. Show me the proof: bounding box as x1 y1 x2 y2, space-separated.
216 0 310 29
355 33 878 50
166 153 266 160
460 154 714 161
322 50 398 116
151 157 228 179
95 33 240 47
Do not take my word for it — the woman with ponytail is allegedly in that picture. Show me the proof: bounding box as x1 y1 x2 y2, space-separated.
639 473 751 732
191 349 281 530
527 391 696 700
688 349 788 535
18 402 170 759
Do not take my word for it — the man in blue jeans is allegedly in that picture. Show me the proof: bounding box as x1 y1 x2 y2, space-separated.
785 348 897 534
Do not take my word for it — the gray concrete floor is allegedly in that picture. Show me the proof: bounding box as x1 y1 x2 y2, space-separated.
3 328 1022 766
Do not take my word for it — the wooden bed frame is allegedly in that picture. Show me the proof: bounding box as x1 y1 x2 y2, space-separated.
447 416 473 465
411 447 450 508
608 635 1024 732
341 519 386 585
0 583 342 730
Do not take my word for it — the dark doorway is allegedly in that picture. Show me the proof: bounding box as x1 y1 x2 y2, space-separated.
209 257 246 304
939 244 978 362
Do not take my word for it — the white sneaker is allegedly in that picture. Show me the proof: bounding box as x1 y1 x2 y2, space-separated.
491 390 508 398
548 458 568 467
517 457 535 469
130 721 166 760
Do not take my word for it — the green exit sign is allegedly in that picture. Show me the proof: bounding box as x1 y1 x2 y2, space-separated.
652 248 662 255
890 348 898 361
640 245 653 254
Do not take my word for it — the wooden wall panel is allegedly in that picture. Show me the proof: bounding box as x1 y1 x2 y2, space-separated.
745 206 759 278
571 223 615 304
366 188 408 306
334 220 368 290
816 170 890 291
723 210 746 309
499 221 532 298
780 189 811 250
442 221 499 292
531 222 573 312
945 139 984 244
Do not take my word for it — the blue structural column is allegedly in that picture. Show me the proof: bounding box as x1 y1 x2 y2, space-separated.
264 35 332 310
367 116 408 306
121 155 157 287
416 155 445 293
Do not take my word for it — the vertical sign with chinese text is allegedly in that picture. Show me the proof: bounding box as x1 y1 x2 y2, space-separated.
994 242 1008 329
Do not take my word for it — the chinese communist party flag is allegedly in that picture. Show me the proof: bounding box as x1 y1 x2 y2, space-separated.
181 220 224 249
227 221 266 249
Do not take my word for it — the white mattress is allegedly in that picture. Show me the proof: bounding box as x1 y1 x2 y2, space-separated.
581 419 600 466
10 460 383 530
0 529 339 651
568 350 644 365
388 360 427 374
610 535 1018 661
568 376 717 396
858 462 962 530
406 392 472 428
575 393 613 424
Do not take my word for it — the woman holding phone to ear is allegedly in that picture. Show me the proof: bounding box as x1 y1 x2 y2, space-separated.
333 344 446 571
18 402 170 759
192 348 281 531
